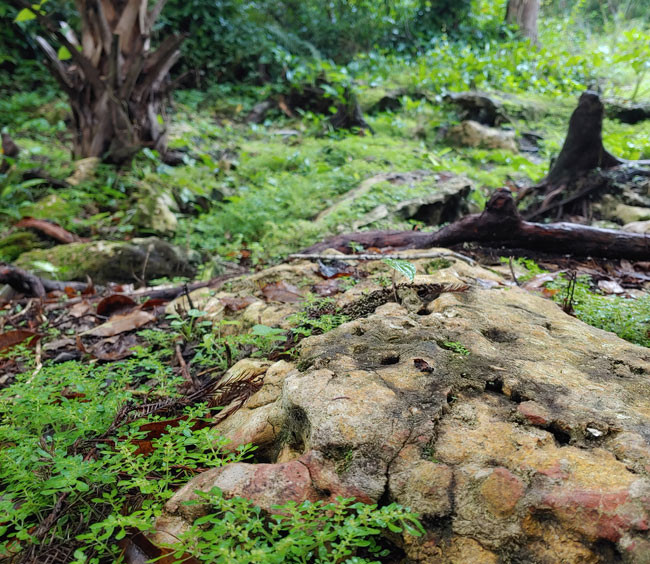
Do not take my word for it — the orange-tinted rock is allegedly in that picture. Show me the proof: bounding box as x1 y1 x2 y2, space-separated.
517 400 551 426
538 488 650 543
480 467 525 516
165 460 323 521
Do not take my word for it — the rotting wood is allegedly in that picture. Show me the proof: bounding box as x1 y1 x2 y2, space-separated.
303 188 650 260
519 90 650 220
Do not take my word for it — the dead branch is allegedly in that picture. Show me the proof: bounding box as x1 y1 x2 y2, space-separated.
303 189 650 260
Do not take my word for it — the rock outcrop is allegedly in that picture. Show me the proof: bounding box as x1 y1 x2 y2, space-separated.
155 253 650 563
445 120 518 152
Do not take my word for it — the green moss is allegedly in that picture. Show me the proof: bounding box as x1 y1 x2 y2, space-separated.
0 230 44 262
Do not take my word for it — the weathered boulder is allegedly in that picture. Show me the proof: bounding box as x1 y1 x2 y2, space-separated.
315 171 473 231
445 91 508 126
132 179 178 235
14 237 196 283
156 252 650 563
445 120 517 152
599 194 650 225
623 220 650 234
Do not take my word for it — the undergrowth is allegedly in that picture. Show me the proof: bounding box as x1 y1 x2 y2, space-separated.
0 313 419 563
2 1 650 266
511 258 650 347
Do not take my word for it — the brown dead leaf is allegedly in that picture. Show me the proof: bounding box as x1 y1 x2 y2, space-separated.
521 273 559 292
0 330 40 352
81 278 95 295
64 286 77 298
219 296 257 312
69 300 94 318
141 298 167 310
541 287 560 298
76 335 87 353
119 534 200 564
14 217 79 244
598 279 624 294
130 440 155 456
620 259 634 272
413 358 434 373
317 260 355 279
96 294 137 317
43 337 76 352
261 281 304 303
313 278 342 297
82 310 155 337
90 333 137 361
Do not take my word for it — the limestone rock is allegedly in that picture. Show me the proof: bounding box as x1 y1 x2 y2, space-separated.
65 157 99 185
600 194 650 224
623 220 650 234
445 91 507 126
132 180 178 235
14 237 196 283
155 251 650 563
445 120 517 151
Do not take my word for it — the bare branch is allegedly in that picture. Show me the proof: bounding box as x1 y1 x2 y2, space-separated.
34 35 75 92
135 33 184 99
59 21 80 48
145 0 167 34
10 0 105 92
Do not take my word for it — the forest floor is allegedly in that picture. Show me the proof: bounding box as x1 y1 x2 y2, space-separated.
1 35 650 562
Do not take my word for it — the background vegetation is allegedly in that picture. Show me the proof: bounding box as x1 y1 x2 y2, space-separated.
1 1 650 559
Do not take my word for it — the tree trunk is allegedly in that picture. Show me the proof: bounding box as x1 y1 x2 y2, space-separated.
14 0 183 164
506 0 540 43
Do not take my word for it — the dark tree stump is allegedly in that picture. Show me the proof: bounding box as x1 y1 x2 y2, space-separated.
519 91 650 221
546 91 621 186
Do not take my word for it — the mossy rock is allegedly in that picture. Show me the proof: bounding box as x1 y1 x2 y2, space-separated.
21 194 78 226
14 237 197 283
132 178 179 236
0 231 45 262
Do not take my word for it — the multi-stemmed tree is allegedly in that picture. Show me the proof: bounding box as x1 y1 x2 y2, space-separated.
12 0 183 164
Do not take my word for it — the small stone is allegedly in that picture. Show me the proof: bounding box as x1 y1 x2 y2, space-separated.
586 427 604 438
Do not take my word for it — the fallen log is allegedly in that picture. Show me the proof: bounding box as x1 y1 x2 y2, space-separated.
0 264 88 297
1 262 246 300
303 188 650 260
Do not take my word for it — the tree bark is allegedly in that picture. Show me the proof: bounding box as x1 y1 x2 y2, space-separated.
13 0 183 164
506 0 540 43
303 189 650 261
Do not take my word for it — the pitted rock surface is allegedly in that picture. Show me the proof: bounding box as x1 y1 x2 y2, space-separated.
156 253 650 563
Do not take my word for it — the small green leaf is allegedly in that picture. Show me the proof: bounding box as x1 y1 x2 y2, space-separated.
57 46 71 60
31 260 59 274
15 8 36 21
382 258 416 282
